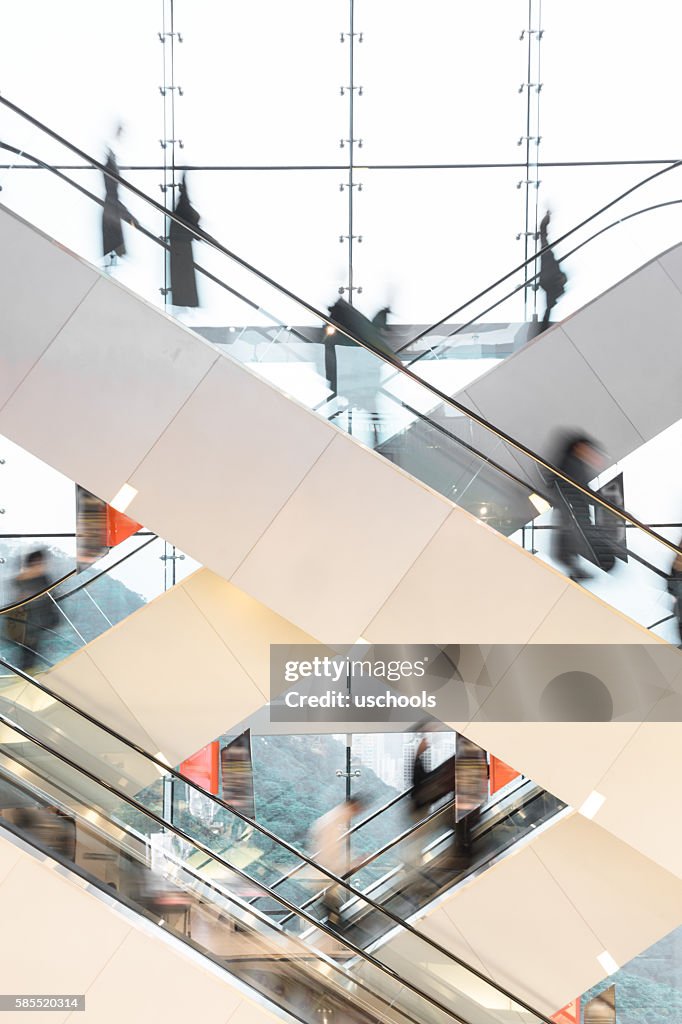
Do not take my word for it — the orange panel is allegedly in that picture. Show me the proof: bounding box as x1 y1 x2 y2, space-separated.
179 741 220 795
105 505 142 548
552 998 580 1024
489 755 520 795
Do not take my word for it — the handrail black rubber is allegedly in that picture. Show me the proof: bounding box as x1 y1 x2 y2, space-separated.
0 535 157 616
0 749 445 1024
401 199 682 365
1 94 679 562
0 711 509 1024
0 653 556 1023
408 162 682 347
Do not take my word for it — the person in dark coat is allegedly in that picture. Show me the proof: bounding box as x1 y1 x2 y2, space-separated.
169 176 201 308
9 548 60 673
101 127 137 262
538 210 567 330
667 552 682 645
551 434 608 581
406 736 431 870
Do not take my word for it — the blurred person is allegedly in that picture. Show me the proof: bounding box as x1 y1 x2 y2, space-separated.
102 124 137 265
538 210 567 330
667 551 682 646
309 795 366 929
324 298 399 395
407 736 432 870
9 548 59 672
169 174 202 309
551 434 609 582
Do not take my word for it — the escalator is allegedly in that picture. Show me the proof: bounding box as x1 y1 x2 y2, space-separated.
0 95 679 649
0 649 566 933
0 657 560 1024
252 772 566 950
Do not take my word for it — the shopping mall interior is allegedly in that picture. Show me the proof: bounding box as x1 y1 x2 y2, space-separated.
0 2 681 1022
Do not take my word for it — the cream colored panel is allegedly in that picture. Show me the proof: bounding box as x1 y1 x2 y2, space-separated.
402 812 682 1016
128 355 336 580
85 928 242 1024
80 585 268 765
414 904 491 977
0 853 131 993
529 585 660 644
419 834 604 1016
458 721 640 809
530 814 682 967
365 509 570 645
594 722 682 880
0 831 290 1024
233 434 451 642
562 260 682 441
226 1004 284 1024
0 276 218 500
0 207 98 409
0 835 22 885
42 649 157 754
181 570 318 689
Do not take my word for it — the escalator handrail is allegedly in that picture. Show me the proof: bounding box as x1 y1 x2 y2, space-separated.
0 653 556 1023
0 534 157 616
258 768 542 904
277 780 557 927
407 162 682 348
0 569 76 614
1 96 681 562
399 198 682 369
0 710 535 1024
0 761 449 1024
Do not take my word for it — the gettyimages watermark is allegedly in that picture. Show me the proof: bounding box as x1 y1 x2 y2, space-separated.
270 643 682 723
270 645 462 724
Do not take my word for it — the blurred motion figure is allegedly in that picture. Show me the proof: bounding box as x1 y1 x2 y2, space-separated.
667 551 682 646
309 796 365 928
102 124 137 265
551 434 610 581
169 174 202 309
538 210 567 330
6 547 59 672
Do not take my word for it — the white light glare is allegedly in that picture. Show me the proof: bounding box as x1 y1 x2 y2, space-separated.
110 483 138 513
529 492 551 515
578 790 606 819
597 950 619 975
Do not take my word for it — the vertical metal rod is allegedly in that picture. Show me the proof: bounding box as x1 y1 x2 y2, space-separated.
522 0 532 320
347 0 355 304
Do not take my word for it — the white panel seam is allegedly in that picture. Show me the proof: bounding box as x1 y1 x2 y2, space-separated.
227 431 338 580
121 347 221 483
528 842 609 949
360 506 465 639
181 585 269 700
657 255 682 299
72 647 161 756
560 331 644 445
0 274 100 414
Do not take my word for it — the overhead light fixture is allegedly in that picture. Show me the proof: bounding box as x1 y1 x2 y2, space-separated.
110 483 138 513
529 492 551 515
480 505 488 516
579 790 606 820
325 325 336 336
597 950 619 975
